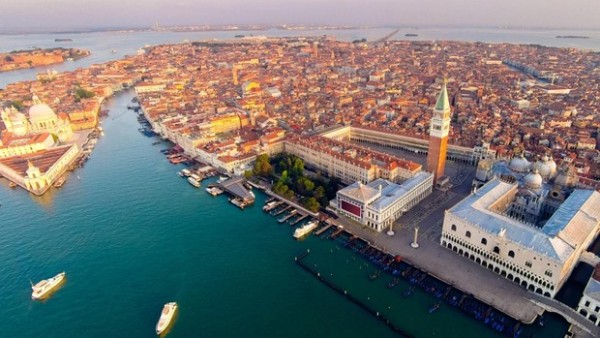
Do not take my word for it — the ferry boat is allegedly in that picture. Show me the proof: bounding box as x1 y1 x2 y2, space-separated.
31 272 65 300
187 177 201 188
155 302 177 335
53 176 66 188
293 220 318 239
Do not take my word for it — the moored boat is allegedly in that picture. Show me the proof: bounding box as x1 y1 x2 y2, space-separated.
293 220 318 239
53 176 66 188
31 272 66 300
156 302 177 335
428 301 440 314
205 186 223 196
187 177 201 188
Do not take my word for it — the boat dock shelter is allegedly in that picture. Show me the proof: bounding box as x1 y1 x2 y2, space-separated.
218 176 255 204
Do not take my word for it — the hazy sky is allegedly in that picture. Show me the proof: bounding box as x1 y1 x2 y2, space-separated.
1 0 599 32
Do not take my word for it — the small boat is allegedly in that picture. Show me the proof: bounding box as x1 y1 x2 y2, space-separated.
205 186 223 196
9 181 17 188
263 201 278 212
53 176 66 188
156 302 177 335
31 272 66 300
388 277 399 289
403 286 415 298
428 301 440 314
216 176 229 184
369 270 381 281
180 169 192 177
187 177 201 188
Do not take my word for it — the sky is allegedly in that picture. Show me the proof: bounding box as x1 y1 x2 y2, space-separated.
1 0 599 32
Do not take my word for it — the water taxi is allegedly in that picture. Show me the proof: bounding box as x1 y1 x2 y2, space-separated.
53 176 66 188
293 220 318 239
187 177 201 188
205 186 223 196
156 302 177 335
31 272 66 300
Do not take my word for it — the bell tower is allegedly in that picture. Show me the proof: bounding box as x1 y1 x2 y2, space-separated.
427 79 451 183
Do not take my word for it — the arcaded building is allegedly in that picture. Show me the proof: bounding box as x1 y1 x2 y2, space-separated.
440 178 600 297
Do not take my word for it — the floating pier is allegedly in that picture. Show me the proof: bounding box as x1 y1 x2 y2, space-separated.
315 223 334 236
219 176 255 205
290 214 309 226
273 205 291 216
278 209 297 223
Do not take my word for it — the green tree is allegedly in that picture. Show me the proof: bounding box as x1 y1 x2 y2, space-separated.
244 170 253 179
75 86 95 101
291 157 304 178
252 154 272 177
302 197 320 212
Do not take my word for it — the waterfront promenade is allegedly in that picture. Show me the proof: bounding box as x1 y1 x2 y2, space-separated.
332 213 543 323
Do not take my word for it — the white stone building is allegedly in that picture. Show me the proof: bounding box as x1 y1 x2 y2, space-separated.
334 171 433 232
441 178 600 297
577 264 600 326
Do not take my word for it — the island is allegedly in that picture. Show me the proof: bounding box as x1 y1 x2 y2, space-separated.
555 35 589 39
0 47 91 72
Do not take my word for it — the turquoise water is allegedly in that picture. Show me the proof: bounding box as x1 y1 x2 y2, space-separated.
0 90 570 337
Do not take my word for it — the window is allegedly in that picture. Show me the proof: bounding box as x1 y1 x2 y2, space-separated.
508 250 515 258
451 224 456 231
493 246 500 255
585 301 590 307
525 261 532 268
545 270 553 277
466 231 471 238
481 238 487 245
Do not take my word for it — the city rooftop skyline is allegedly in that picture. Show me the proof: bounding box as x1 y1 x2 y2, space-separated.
1 0 600 33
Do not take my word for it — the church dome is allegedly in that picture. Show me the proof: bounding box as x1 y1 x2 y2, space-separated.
534 155 557 179
509 155 530 173
524 169 543 190
29 103 57 122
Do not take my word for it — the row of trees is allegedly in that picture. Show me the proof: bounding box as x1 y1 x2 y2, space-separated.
250 153 340 213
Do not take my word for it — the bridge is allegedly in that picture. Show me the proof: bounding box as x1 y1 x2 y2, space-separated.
528 293 599 338
579 251 600 267
370 29 400 46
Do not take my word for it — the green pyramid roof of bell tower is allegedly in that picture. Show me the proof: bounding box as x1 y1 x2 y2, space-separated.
435 81 450 112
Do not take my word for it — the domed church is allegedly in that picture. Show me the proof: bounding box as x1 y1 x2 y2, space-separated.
1 96 73 143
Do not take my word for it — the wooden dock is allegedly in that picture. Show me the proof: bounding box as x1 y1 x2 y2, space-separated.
315 223 334 236
330 227 345 238
290 214 308 226
273 205 291 216
278 210 297 223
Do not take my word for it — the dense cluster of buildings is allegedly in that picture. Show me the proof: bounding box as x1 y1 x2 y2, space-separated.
0 47 90 72
2 36 600 320
0 52 141 194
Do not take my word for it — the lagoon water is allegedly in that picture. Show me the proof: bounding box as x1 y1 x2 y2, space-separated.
0 27 594 337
